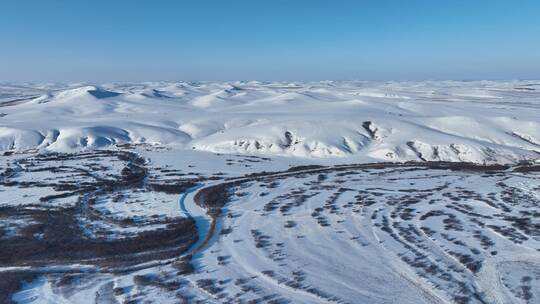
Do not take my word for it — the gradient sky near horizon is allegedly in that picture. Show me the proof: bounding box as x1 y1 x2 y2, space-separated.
1 0 539 82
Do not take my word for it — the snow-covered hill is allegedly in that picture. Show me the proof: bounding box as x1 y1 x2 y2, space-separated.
1 81 539 163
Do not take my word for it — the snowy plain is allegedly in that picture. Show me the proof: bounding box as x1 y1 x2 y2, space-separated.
0 81 539 304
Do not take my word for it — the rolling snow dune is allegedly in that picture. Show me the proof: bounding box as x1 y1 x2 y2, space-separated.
0 81 539 163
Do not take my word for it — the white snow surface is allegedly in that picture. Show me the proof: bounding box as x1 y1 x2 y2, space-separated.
1 81 539 163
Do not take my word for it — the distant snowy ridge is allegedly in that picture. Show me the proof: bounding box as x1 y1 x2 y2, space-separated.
0 81 539 164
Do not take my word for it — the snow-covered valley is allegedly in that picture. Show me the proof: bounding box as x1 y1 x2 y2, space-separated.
0 81 539 303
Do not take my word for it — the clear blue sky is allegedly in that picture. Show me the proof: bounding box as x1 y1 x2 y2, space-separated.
1 0 539 81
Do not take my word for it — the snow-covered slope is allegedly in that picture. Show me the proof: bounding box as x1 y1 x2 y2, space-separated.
1 81 539 163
